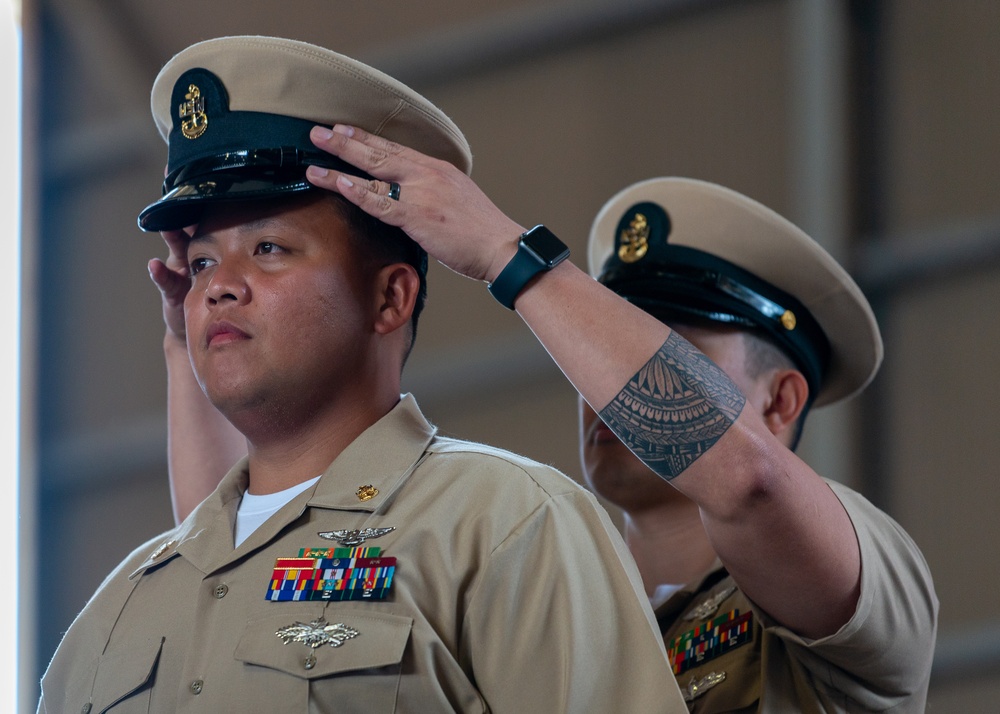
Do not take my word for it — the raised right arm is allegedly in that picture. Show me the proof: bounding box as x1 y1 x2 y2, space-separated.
303 126 866 640
149 228 246 523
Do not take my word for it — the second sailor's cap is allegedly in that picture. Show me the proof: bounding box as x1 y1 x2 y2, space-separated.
588 177 882 407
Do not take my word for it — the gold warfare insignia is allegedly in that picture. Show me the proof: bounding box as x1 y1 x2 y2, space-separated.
317 527 396 547
356 485 379 502
179 84 208 139
681 671 727 702
617 212 650 264
276 617 360 649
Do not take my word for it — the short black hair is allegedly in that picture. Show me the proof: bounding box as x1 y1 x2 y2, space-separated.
742 329 811 450
322 192 428 360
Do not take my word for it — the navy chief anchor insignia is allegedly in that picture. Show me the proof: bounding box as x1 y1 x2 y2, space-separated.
617 211 650 263
178 84 208 139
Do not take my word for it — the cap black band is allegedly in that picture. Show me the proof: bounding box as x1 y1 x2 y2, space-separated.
600 244 831 399
139 66 376 233
138 144 375 232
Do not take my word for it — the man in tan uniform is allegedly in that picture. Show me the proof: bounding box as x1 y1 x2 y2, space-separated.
294 132 940 711
37 37 688 713
578 179 939 711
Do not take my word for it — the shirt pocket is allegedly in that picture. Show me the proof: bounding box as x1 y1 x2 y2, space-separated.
234 610 413 714
92 636 164 713
681 641 761 713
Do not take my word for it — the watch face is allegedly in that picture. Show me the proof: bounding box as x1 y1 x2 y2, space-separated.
524 226 571 267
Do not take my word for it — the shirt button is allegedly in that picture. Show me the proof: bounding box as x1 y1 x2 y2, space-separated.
190 679 204 695
213 583 229 599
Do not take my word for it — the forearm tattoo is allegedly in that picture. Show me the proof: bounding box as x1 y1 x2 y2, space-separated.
598 332 746 481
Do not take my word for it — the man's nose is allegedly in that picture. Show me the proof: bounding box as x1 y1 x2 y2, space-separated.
205 260 250 306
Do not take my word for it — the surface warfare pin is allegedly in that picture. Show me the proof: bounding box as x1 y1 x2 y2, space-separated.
681 671 727 702
276 617 360 670
276 617 360 649
267 546 396 601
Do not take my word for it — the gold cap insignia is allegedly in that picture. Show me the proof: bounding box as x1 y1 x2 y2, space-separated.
356 484 379 502
179 84 208 139
780 309 797 331
276 617 360 649
617 212 650 264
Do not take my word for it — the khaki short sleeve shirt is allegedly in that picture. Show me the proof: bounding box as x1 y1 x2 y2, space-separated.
657 480 938 713
39 395 688 713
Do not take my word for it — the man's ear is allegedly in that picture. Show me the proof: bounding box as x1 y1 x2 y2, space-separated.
372 263 419 336
762 370 810 441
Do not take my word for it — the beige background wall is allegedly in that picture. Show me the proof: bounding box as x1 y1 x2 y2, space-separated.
20 0 1000 710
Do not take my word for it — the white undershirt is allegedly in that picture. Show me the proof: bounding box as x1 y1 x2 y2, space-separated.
234 475 321 547
649 583 684 610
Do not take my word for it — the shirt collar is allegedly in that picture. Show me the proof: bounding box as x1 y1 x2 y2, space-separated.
307 393 436 512
157 394 435 575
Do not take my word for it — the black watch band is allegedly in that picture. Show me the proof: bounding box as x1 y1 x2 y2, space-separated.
487 225 570 310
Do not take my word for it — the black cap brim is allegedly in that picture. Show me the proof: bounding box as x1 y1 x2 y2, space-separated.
139 174 314 232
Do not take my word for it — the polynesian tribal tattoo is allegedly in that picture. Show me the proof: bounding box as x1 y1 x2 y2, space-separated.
598 331 746 481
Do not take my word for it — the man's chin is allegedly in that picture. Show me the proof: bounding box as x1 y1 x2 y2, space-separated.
201 382 266 420
584 461 679 511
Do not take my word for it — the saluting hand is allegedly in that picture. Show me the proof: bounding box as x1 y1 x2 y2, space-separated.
306 124 523 284
148 226 195 341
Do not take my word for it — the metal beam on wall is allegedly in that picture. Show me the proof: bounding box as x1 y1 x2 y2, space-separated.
46 0 737 186
40 0 159 185
786 0 853 487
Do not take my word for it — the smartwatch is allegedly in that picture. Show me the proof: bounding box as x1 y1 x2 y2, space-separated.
488 225 570 310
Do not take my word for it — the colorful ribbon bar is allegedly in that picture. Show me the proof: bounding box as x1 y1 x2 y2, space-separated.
667 610 754 675
267 547 396 602
298 546 382 559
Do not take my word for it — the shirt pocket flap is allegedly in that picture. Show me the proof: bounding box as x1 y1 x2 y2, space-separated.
92 636 164 713
234 611 413 680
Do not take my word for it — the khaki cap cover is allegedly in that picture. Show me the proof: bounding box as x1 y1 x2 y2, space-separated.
149 35 472 174
588 177 883 407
